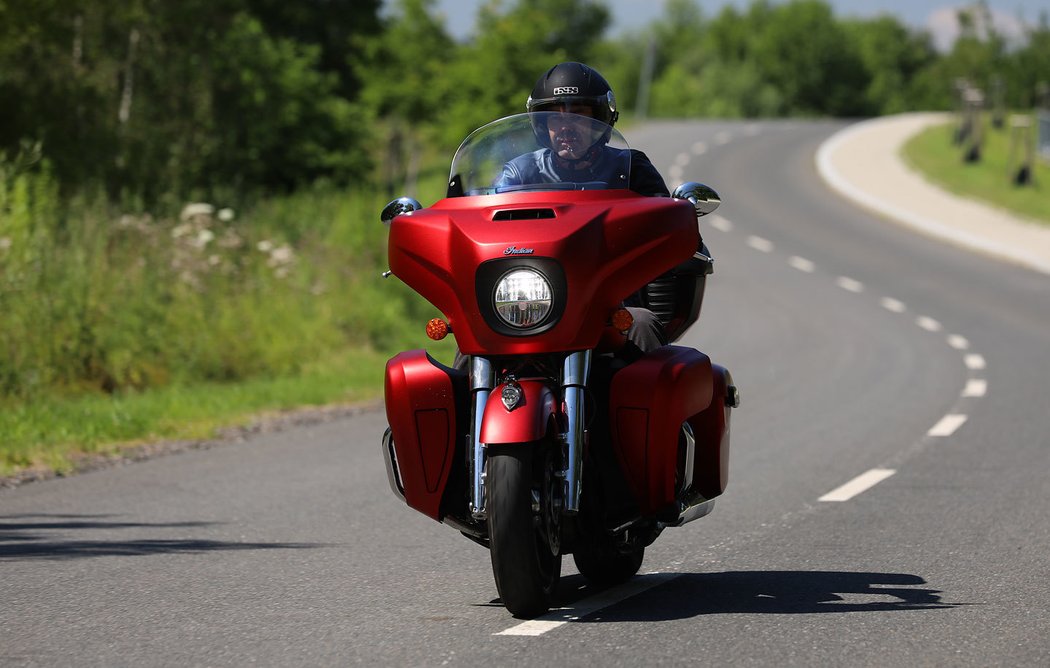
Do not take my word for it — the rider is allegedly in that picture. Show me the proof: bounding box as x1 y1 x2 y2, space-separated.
513 62 671 358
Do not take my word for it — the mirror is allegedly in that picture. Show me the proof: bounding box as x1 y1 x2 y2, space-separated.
671 182 720 217
381 197 423 226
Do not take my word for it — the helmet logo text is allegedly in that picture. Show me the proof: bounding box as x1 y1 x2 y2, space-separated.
553 87 579 95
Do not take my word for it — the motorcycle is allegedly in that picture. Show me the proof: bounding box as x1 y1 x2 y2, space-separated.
379 112 739 618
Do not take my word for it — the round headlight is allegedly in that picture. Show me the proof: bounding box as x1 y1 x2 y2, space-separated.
493 269 553 328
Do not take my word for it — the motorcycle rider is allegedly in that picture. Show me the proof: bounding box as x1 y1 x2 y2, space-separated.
508 61 671 358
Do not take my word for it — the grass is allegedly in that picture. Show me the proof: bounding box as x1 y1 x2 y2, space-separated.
901 113 1050 225
0 160 456 479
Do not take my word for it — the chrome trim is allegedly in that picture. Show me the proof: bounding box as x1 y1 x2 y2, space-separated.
561 350 591 513
680 422 695 493
381 196 422 225
382 427 406 502
469 356 494 519
670 498 716 527
671 182 721 218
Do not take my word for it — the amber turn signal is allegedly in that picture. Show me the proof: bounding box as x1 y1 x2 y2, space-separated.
426 318 450 340
611 308 634 334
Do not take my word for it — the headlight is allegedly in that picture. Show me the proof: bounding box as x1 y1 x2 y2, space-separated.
493 268 553 328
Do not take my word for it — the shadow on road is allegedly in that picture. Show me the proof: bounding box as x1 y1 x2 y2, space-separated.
0 513 325 560
559 570 955 620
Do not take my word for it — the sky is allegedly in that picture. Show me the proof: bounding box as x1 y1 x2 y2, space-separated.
428 1 1047 50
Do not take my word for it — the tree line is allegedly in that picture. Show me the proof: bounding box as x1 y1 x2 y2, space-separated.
1 0 1048 208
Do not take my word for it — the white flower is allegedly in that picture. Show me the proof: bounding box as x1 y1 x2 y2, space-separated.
0 237 11 250
180 202 215 221
257 239 274 252
171 223 193 238
268 244 295 265
208 254 221 266
217 208 235 222
194 229 215 248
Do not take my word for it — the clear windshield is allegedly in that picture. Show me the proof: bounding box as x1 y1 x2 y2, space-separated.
447 112 631 197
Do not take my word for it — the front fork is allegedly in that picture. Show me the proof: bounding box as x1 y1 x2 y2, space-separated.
468 350 592 520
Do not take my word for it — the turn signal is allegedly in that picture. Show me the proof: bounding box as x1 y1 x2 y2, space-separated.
611 308 634 334
426 318 450 340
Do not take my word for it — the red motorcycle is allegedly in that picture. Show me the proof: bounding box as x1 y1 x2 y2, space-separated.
380 113 738 618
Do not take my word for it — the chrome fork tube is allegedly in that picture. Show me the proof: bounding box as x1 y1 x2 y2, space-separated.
561 350 591 514
469 356 494 519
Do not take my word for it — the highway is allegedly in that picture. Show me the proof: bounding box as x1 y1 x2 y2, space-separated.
3 120 1049 665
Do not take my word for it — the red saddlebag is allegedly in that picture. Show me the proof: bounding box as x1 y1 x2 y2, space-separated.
384 350 460 520
609 346 730 515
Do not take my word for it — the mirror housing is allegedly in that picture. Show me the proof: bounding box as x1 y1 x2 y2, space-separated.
671 182 720 217
381 197 423 226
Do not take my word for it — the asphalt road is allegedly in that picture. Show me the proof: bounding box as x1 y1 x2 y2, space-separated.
3 121 1050 666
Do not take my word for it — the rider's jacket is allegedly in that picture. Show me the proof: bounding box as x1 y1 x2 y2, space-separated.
497 147 669 197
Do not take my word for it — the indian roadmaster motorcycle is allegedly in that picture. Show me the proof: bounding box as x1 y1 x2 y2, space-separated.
379 112 739 618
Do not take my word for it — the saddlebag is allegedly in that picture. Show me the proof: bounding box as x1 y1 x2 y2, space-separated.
608 345 732 515
384 350 466 520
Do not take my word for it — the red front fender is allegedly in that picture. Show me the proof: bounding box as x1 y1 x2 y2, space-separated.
479 380 559 445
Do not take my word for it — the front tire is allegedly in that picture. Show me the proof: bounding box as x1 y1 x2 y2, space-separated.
486 443 562 618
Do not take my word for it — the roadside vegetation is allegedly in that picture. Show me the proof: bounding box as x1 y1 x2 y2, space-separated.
2 0 1048 477
902 116 1050 224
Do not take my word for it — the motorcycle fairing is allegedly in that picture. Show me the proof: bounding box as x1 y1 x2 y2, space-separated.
479 380 559 445
384 350 463 520
387 190 698 355
609 345 719 514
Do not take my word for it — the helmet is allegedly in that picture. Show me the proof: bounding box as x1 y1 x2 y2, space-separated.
526 62 619 126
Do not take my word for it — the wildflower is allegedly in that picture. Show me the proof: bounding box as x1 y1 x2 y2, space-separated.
0 237 11 251
268 244 295 266
208 254 221 267
257 240 274 253
171 223 193 239
193 229 215 249
217 208 235 222
180 202 215 221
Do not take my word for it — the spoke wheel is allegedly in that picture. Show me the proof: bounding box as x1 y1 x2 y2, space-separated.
487 443 562 618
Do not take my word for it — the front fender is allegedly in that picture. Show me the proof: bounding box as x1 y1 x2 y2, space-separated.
479 380 558 445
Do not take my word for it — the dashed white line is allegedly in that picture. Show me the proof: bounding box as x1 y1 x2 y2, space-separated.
691 141 708 155
788 256 815 272
928 414 968 437
947 334 970 350
962 379 987 397
674 152 691 167
747 235 774 253
836 276 864 293
714 131 732 145
819 468 896 502
880 297 906 313
964 354 987 370
916 316 942 332
708 215 733 232
495 573 677 636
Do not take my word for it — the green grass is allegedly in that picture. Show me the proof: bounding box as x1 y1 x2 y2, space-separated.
0 161 456 479
901 114 1050 225
0 344 454 477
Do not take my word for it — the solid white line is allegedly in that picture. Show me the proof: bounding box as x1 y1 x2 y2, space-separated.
880 297 906 313
928 414 968 437
836 276 864 293
819 468 896 502
916 316 942 332
964 354 987 370
747 235 774 252
962 379 987 397
495 573 678 636
947 334 970 350
788 256 815 272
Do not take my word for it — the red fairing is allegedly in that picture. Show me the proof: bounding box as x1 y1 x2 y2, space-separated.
608 346 715 514
384 350 458 520
479 380 559 445
388 190 698 355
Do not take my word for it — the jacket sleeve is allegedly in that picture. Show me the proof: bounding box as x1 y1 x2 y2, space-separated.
629 150 670 197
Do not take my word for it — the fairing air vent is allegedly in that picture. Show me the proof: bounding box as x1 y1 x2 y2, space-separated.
492 208 556 221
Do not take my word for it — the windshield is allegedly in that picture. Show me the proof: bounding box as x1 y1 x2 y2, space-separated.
447 112 631 197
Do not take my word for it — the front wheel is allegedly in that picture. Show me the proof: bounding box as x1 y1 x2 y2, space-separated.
486 443 562 618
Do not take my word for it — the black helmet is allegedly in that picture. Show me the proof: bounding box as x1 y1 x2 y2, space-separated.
526 62 619 126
